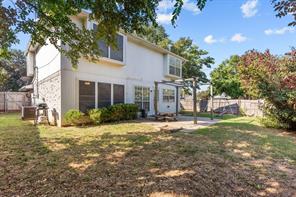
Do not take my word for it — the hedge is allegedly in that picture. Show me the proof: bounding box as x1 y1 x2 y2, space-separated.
89 103 138 124
64 109 92 126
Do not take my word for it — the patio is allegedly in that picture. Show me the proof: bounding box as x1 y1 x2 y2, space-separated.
141 115 220 132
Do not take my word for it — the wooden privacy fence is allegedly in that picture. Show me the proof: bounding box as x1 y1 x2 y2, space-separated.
0 92 31 112
180 98 264 117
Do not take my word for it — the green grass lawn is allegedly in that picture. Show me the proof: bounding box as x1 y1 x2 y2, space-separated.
0 113 295 196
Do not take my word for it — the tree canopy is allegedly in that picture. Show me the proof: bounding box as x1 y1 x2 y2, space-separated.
134 25 172 50
210 55 245 99
135 26 215 89
1 0 294 67
171 37 214 82
0 50 26 91
239 49 296 130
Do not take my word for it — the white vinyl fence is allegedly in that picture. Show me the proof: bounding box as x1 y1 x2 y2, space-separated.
0 92 31 112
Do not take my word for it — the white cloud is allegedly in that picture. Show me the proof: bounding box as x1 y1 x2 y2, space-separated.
241 0 258 18
183 0 200 15
158 0 174 12
231 33 247 43
204 35 225 44
204 35 217 44
156 13 173 24
157 0 200 24
264 27 295 35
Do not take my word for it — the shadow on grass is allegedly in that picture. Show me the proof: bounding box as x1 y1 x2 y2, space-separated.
1 114 296 196
180 111 239 120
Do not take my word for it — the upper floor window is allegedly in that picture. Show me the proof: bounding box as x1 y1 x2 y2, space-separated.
93 24 124 62
169 56 182 77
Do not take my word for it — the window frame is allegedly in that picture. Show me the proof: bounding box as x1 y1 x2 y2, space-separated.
134 86 150 112
97 82 112 108
168 55 182 78
78 79 125 111
78 80 96 113
162 89 175 103
93 23 126 65
113 84 125 105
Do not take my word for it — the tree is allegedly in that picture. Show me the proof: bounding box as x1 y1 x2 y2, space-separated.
196 90 210 100
0 50 26 91
135 25 172 49
171 37 215 93
136 27 214 93
210 55 245 99
2 0 293 67
0 0 208 67
273 0 296 26
239 49 296 130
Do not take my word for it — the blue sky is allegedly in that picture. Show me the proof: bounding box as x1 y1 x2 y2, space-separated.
157 0 295 76
12 0 295 77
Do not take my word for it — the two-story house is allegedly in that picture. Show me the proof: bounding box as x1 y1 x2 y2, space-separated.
26 11 185 126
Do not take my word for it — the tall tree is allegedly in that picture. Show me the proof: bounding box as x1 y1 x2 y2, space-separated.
135 25 172 49
171 37 214 92
1 0 293 67
239 49 296 130
0 50 26 91
273 0 296 26
210 55 245 99
0 0 207 67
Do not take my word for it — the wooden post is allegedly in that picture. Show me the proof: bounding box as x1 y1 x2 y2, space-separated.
210 84 213 120
154 81 158 118
175 86 179 116
193 77 197 124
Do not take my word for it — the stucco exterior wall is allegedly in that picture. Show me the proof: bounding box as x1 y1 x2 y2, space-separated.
35 40 61 81
29 17 182 126
59 38 181 118
32 39 62 126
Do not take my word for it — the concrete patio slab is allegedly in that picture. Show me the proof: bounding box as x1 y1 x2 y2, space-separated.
140 115 220 132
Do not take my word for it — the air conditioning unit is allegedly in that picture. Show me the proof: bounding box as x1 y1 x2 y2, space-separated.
21 106 36 120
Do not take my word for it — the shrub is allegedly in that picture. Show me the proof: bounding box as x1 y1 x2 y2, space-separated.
64 109 92 126
239 49 296 130
89 103 138 124
260 116 289 130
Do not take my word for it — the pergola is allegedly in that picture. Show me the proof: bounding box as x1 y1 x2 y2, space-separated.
153 80 184 116
154 77 214 124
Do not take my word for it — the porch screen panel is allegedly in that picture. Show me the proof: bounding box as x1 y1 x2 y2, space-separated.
113 84 124 104
98 82 111 108
79 80 95 112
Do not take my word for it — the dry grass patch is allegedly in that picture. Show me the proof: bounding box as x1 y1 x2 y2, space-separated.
0 113 295 196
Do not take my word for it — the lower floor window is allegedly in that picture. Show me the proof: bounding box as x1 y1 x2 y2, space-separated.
79 80 125 111
79 80 95 112
113 84 125 104
135 86 150 111
97 82 111 108
163 89 175 102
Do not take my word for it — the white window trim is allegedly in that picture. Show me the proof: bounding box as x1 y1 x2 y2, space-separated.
91 22 127 65
76 78 125 110
166 55 182 78
134 86 151 111
162 88 175 103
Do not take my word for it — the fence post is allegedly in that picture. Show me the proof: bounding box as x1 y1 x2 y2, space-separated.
4 92 6 113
